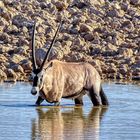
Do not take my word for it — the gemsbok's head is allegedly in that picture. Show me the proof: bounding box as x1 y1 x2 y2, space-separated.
31 21 63 95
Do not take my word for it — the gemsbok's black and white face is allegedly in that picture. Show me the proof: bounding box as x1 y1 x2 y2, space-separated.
31 69 45 95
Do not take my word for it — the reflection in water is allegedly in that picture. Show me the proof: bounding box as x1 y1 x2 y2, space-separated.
0 82 140 140
32 107 108 140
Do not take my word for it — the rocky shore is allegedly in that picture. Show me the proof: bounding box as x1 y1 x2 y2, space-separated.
0 0 140 82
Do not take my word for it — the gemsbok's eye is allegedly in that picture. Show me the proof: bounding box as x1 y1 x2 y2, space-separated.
39 76 43 83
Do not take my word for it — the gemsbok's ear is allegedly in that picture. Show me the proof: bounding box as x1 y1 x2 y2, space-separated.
48 62 53 68
44 62 53 70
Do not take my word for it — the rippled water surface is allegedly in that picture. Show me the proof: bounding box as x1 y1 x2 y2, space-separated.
0 82 140 140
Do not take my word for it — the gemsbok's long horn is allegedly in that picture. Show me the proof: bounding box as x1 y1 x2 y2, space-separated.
40 20 63 70
31 22 37 70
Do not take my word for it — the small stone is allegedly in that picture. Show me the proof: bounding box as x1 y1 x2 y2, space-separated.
120 2 130 11
0 54 8 62
121 20 134 30
107 65 117 73
130 0 140 5
20 59 32 71
11 64 24 73
5 25 19 35
0 69 7 80
22 26 28 33
79 24 92 33
84 33 94 41
10 54 25 64
119 48 133 58
0 33 10 44
54 1 68 11
119 65 128 75
12 15 32 28
73 38 84 46
5 68 17 79
107 9 119 17
14 46 28 55
40 2 48 9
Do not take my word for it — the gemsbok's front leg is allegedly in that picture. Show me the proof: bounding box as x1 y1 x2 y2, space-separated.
35 96 44 106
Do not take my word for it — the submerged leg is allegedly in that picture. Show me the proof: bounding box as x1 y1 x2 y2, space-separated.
54 102 60 106
100 87 109 105
35 96 44 106
74 96 84 106
88 87 102 106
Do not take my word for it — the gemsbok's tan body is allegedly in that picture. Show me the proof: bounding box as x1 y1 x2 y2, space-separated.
30 20 109 106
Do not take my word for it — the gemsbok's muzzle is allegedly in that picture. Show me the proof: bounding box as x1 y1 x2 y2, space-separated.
31 87 39 95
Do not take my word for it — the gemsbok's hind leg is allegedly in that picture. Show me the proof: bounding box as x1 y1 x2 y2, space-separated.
74 96 83 105
88 87 102 106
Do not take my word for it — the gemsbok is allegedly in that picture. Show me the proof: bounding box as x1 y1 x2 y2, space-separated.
30 21 109 106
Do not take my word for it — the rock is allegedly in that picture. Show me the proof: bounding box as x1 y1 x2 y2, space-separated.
62 40 72 47
17 37 29 46
130 0 140 5
54 1 68 11
0 54 8 63
0 46 10 54
0 7 11 21
73 38 84 46
119 48 133 58
121 20 134 30
40 2 49 9
0 33 10 44
107 64 117 73
89 45 102 56
14 46 28 55
12 15 33 28
20 59 32 71
5 68 17 79
45 26 55 38
79 24 92 33
131 60 140 69
84 33 94 41
37 25 45 34
5 25 19 35
69 26 79 34
132 68 140 80
0 17 9 26
22 26 28 33
64 52 84 62
0 1 4 8
106 9 120 17
0 63 6 71
11 64 24 73
120 2 130 11
119 65 128 75
102 44 118 57
116 73 124 79
75 2 88 9
0 69 7 80
10 54 25 64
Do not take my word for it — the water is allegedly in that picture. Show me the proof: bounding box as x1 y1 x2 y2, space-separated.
0 81 140 140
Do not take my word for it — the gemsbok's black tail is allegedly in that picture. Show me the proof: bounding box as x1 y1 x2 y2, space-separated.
100 87 109 105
